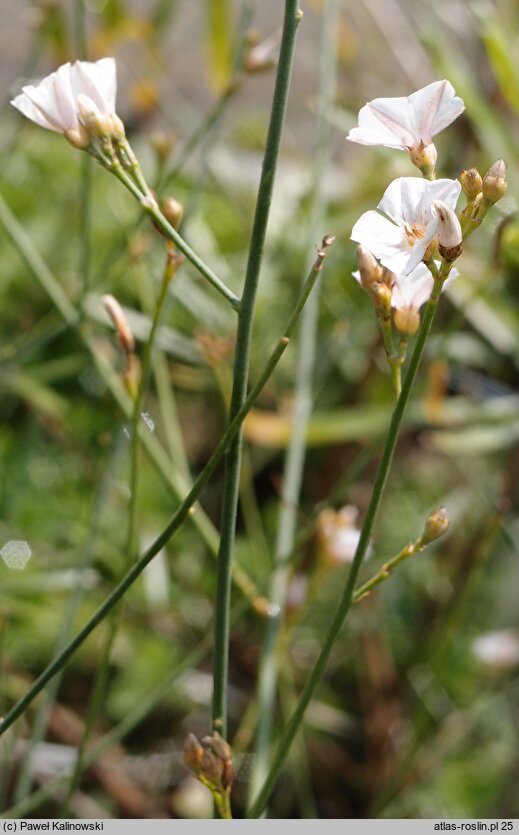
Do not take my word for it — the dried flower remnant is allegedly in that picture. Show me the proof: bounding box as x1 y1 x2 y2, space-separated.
347 79 465 176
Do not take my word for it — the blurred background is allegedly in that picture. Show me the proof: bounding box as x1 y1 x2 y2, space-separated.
1 0 519 820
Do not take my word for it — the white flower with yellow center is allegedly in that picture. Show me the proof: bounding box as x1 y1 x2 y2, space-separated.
351 176 461 276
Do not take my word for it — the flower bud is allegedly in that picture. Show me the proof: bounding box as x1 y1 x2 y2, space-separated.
107 113 125 140
393 304 420 335
77 94 112 137
183 733 204 772
356 245 382 291
64 125 91 149
432 200 463 261
162 197 184 229
371 282 392 317
102 294 134 355
151 130 175 163
459 168 482 200
482 159 507 204
408 141 437 176
422 506 449 544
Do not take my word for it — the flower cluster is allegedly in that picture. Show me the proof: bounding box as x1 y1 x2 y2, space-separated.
11 58 122 149
347 80 506 388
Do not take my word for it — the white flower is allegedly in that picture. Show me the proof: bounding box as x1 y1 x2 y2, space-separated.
11 58 118 146
351 176 461 275
346 79 464 153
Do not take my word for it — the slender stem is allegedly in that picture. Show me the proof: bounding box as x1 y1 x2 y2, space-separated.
211 0 302 739
0 192 265 610
246 271 447 818
128 248 178 560
63 251 179 806
0 230 326 741
93 146 241 311
248 0 337 802
353 535 426 603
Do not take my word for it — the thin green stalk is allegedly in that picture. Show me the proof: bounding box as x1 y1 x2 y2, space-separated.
211 0 302 741
248 0 337 803
247 269 448 818
0 192 265 610
0 230 327 741
92 147 241 311
63 250 180 807
12 437 122 804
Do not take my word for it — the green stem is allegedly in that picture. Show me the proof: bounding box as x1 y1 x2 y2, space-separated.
246 272 447 818
248 0 337 803
62 252 178 807
0 228 326 741
211 0 302 739
353 536 426 603
93 147 241 311
0 192 265 610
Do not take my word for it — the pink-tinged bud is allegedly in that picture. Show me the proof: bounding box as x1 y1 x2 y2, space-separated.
102 295 134 355
432 200 463 261
459 168 482 200
408 141 437 177
482 159 507 204
356 245 382 290
422 506 449 544
393 304 420 335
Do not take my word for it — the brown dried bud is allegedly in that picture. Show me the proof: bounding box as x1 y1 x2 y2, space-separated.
183 733 204 772
459 168 482 200
184 731 234 793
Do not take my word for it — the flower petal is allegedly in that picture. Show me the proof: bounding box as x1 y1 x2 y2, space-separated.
408 79 465 143
70 58 117 114
351 210 411 274
347 96 417 149
10 90 59 131
392 264 434 309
